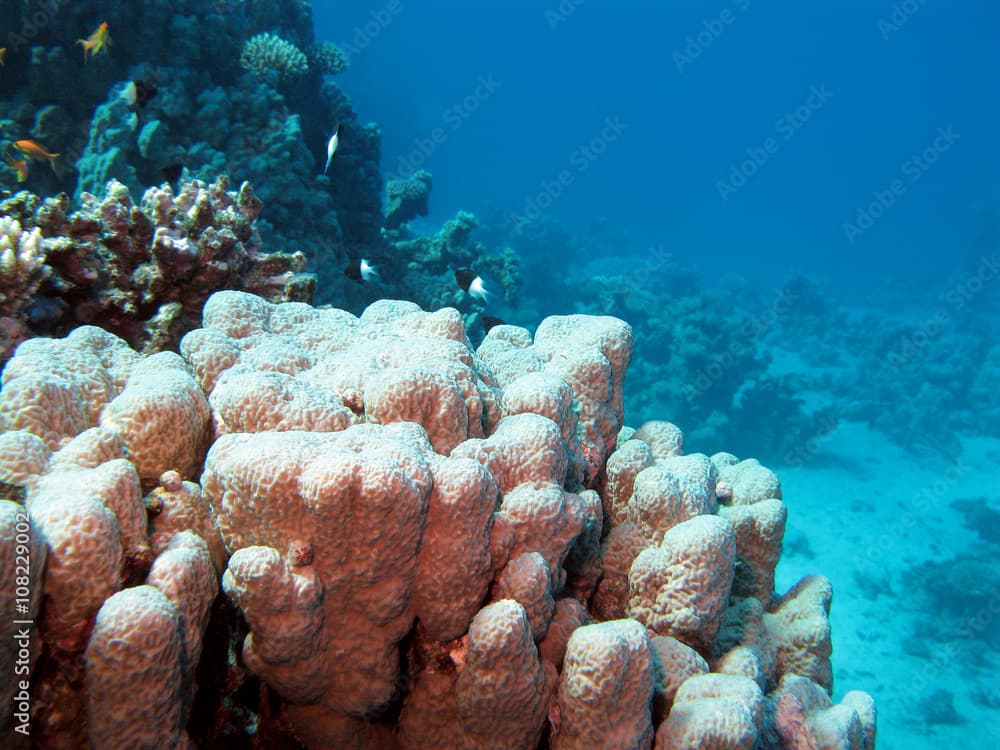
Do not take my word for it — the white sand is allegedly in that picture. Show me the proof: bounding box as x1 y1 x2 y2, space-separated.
775 422 1000 748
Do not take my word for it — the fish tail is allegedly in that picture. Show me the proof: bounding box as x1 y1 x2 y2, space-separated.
47 154 60 171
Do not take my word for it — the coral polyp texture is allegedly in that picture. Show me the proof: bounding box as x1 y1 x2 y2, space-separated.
0 178 314 364
0 289 875 749
239 32 310 82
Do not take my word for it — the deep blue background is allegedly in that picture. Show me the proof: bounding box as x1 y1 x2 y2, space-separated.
314 0 996 284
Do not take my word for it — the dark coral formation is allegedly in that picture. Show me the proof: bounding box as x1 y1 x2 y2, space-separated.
0 0 379 294
384 170 432 230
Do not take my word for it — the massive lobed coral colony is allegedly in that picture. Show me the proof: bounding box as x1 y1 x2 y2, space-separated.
0 289 875 749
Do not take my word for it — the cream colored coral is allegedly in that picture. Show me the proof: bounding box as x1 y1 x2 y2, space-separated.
452 414 569 492
240 32 309 81
28 493 122 650
0 326 166 463
628 514 736 654
477 323 546 385
772 674 876 750
33 458 147 568
100 351 210 481
632 420 684 459
412 455 498 641
715 457 781 505
656 673 766 750
183 291 492 449
0 430 51 485
499 481 588 589
650 635 710 710
84 585 188 749
765 575 834 691
500 371 584 482
207 425 433 722
366 366 469 453
209 367 352 434
720 497 787 604
533 314 633 435
626 461 715 546
222 545 326 703
551 619 655 750
147 530 218 665
493 552 555 640
48 427 127 470
455 599 554 750
602 437 654 526
0 216 48 315
147 471 226 574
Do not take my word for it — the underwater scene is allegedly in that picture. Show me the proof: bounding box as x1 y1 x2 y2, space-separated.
0 0 996 747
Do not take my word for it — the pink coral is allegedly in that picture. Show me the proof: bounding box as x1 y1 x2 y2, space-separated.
0 289 876 748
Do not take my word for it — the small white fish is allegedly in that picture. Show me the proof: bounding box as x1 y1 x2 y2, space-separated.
468 276 489 301
344 257 379 283
455 268 490 302
324 124 341 174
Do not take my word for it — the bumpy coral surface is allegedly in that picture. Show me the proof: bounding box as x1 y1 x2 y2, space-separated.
240 33 309 81
0 178 314 362
0 290 875 749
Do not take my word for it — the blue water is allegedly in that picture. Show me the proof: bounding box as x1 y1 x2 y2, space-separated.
318 0 996 283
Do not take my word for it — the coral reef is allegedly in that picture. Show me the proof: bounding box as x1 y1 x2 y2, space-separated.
473 214 838 464
0 177 314 362
748 271 1000 460
381 208 522 314
0 289 875 748
239 33 309 82
384 169 432 230
0 0 376 293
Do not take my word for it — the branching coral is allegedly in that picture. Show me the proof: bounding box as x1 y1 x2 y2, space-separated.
307 41 348 75
240 32 309 81
0 178 314 364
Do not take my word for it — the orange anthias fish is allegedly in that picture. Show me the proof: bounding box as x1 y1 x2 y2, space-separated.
13 140 60 171
0 48 7 67
77 21 110 63
5 152 28 182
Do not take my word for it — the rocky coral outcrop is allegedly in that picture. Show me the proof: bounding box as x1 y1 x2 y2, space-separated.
0 178 314 362
0 290 875 749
